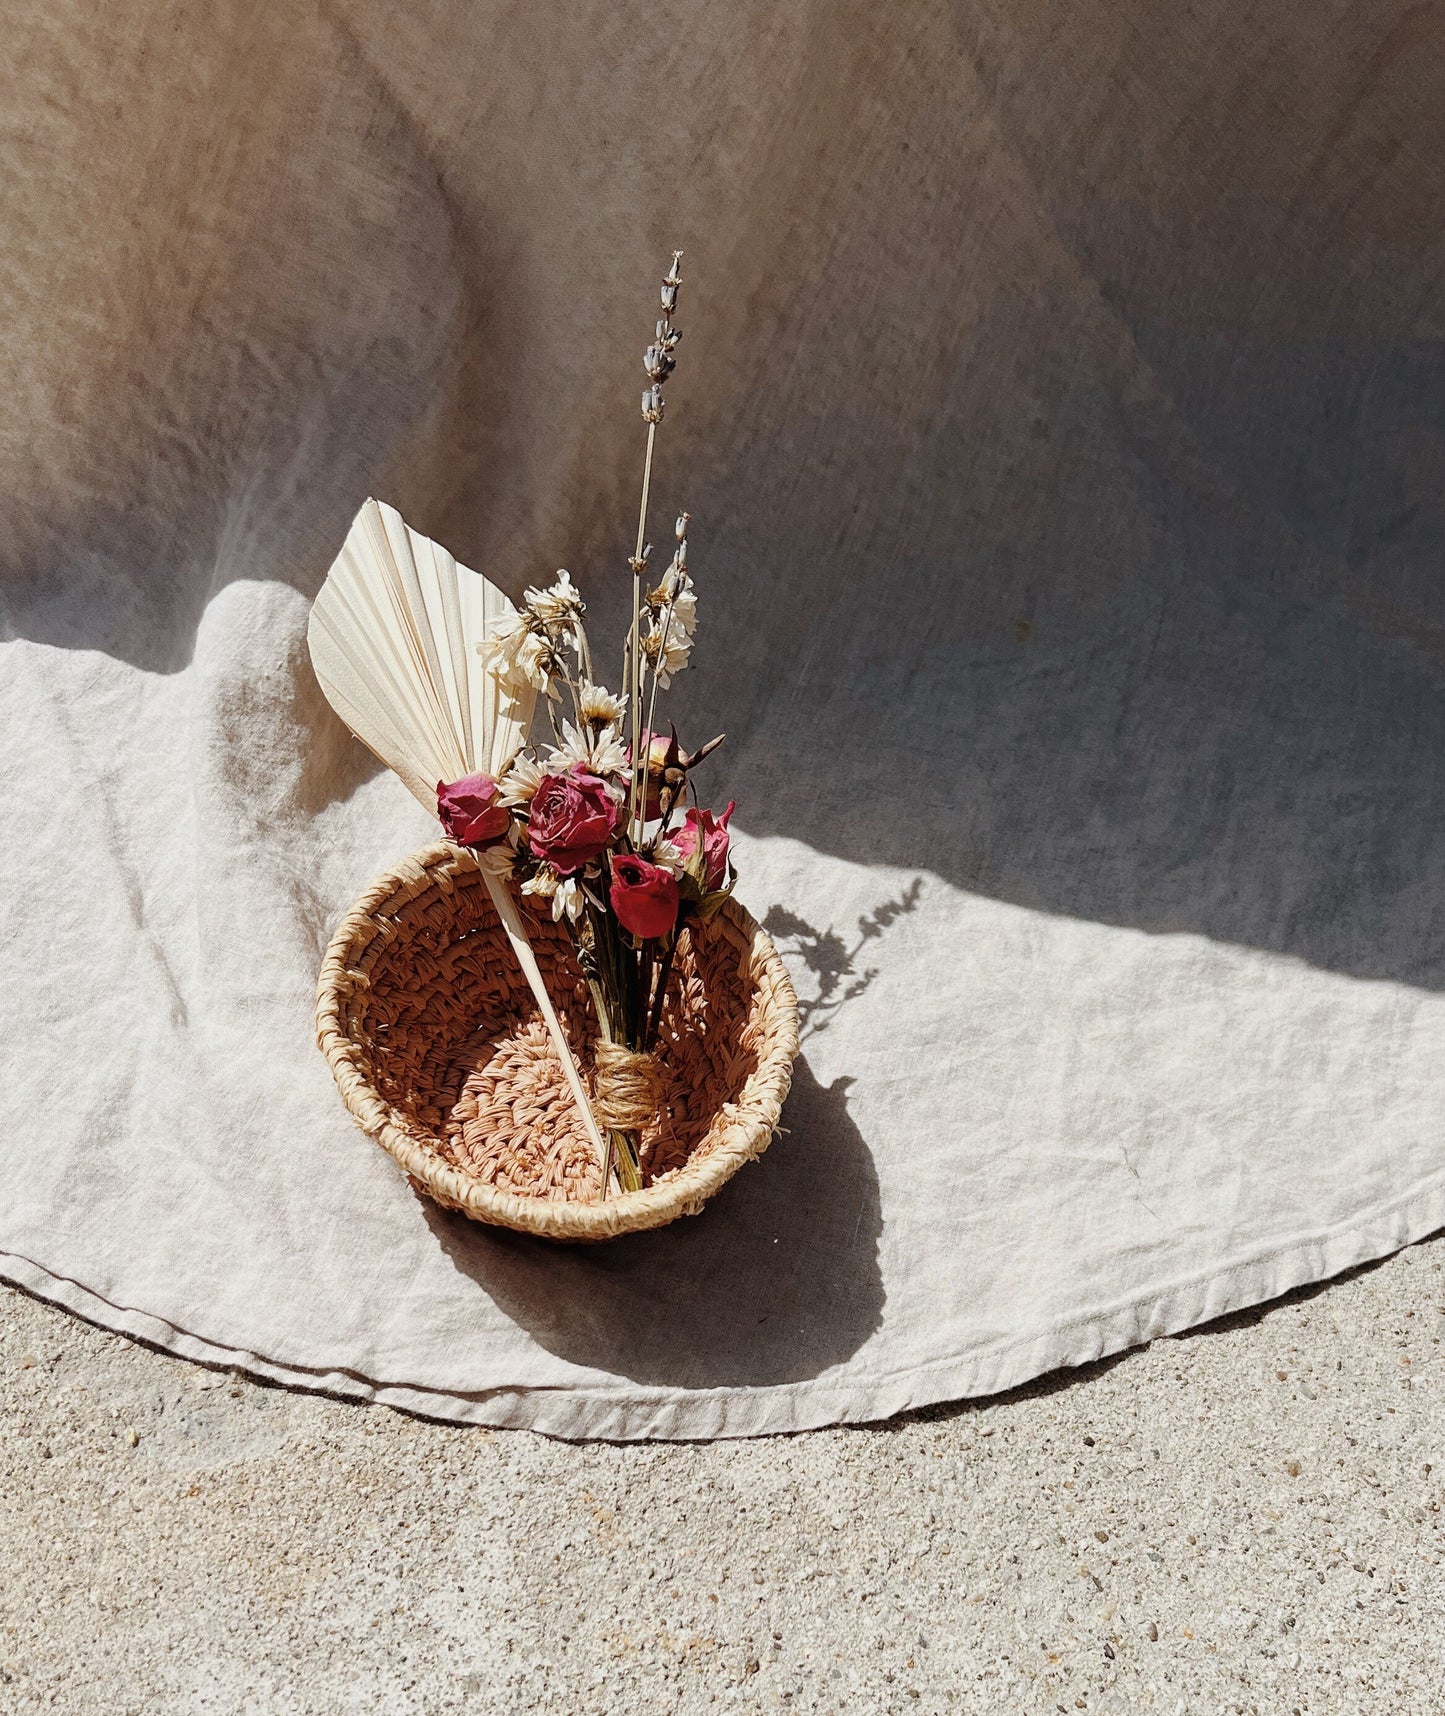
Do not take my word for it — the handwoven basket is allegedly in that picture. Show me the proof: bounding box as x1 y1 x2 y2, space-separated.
316 842 799 1241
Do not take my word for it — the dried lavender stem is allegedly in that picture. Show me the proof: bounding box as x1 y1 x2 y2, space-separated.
627 420 657 841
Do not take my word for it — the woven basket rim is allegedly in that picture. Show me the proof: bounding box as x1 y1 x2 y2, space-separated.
316 841 800 1240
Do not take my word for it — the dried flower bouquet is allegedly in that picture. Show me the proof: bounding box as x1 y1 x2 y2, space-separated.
428 254 737 1193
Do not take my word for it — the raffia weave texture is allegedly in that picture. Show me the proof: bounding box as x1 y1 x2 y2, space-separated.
316 843 800 1241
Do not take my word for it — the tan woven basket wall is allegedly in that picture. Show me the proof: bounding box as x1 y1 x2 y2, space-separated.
316 842 800 1241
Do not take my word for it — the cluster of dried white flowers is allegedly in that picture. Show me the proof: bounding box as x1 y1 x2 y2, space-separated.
478 568 588 700
523 568 584 628
475 605 552 696
545 719 629 779
520 866 585 924
577 682 626 725
642 510 696 692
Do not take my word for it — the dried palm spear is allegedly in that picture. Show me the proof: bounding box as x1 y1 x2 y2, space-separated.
309 498 610 1179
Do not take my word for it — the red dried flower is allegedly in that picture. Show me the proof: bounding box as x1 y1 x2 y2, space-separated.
527 767 620 875
609 854 681 939
436 773 510 847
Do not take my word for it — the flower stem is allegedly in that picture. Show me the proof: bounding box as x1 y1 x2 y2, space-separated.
628 421 657 843
642 517 688 783
644 934 680 1051
583 972 619 1193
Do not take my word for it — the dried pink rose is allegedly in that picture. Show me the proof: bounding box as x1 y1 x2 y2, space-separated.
526 767 620 875
674 801 735 891
436 773 511 847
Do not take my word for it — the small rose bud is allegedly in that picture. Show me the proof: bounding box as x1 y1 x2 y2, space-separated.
674 802 735 892
609 853 681 939
628 728 678 819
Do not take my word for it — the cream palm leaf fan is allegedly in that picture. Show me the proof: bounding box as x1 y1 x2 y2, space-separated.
309 498 608 1177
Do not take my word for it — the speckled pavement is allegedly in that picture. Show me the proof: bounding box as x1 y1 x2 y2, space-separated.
2 1239 1440 1715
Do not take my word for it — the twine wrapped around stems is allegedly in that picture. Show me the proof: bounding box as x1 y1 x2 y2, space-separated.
591 1043 665 1134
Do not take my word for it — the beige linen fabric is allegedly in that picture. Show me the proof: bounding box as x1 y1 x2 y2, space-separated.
3 1 1444 1438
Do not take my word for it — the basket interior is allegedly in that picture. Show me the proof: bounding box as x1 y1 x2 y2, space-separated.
339 865 766 1204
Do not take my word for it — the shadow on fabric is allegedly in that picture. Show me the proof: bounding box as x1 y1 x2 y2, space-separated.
679 332 1445 996
419 1057 884 1389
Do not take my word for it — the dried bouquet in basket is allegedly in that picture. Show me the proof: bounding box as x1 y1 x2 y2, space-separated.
437 255 734 1190
310 252 738 1200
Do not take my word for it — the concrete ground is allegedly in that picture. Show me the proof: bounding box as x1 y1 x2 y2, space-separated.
0 1238 1440 1716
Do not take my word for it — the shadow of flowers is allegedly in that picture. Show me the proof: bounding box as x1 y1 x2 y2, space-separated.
764 879 924 1041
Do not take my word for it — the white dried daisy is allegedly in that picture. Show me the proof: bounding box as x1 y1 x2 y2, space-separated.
477 611 552 695
545 720 629 779
475 841 516 880
643 611 693 687
523 569 583 628
577 680 627 726
520 867 557 900
552 877 585 923
524 868 584 924
652 837 686 874
668 580 697 637
498 752 551 809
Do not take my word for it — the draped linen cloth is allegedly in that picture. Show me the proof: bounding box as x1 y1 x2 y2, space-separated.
3 0 1444 1438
